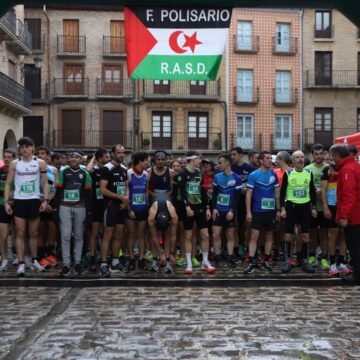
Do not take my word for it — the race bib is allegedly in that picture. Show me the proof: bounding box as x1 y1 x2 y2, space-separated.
20 181 36 195
188 182 200 195
293 188 307 198
117 185 126 196
217 194 230 206
64 189 80 202
96 188 104 200
261 198 275 210
49 184 55 195
155 189 167 195
132 193 145 205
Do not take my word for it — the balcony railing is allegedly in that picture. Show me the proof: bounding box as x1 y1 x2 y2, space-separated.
270 133 301 151
304 128 358 149
140 131 222 151
314 25 334 39
31 82 48 103
142 80 220 100
17 20 32 50
233 86 259 104
305 70 360 88
272 36 297 55
0 71 31 113
57 35 86 55
0 11 17 38
53 78 89 98
103 36 126 56
31 33 46 53
233 34 259 53
273 88 298 105
96 78 134 98
52 130 133 149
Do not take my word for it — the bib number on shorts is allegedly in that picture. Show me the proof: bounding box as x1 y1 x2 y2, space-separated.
217 194 230 206
188 182 200 195
261 198 275 210
293 188 307 198
132 193 145 205
117 185 126 196
20 181 36 195
96 188 104 200
64 189 80 202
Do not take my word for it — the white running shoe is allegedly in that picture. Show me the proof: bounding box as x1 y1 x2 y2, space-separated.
12 257 19 266
17 264 25 276
338 263 352 276
201 262 216 274
33 260 45 272
0 259 9 271
329 263 339 276
24 256 35 270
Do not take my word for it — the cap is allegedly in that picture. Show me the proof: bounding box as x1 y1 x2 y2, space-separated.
66 149 83 158
18 136 35 147
202 158 215 167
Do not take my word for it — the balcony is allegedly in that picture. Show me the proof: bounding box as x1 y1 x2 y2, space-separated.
272 36 297 55
0 12 32 55
53 78 89 99
31 34 46 54
270 133 301 151
96 78 134 99
273 88 298 105
102 36 126 57
305 70 360 88
233 86 259 105
0 71 31 114
57 35 86 56
304 128 358 149
314 25 334 40
31 82 48 104
233 34 259 53
142 80 220 101
52 130 133 149
140 131 222 151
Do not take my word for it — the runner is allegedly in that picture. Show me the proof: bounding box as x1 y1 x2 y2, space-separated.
55 150 92 276
248 150 260 168
99 144 128 277
176 151 214 275
244 151 280 274
280 150 317 273
0 148 16 271
4 137 48 276
212 153 242 268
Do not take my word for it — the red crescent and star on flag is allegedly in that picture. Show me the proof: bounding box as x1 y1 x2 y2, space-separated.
169 31 202 54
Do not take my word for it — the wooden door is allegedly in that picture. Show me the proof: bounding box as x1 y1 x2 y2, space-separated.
64 64 84 95
61 109 82 146
23 116 43 146
110 20 125 53
63 19 79 52
188 112 208 149
103 111 124 145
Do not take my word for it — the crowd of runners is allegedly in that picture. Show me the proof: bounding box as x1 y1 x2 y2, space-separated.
0 136 359 282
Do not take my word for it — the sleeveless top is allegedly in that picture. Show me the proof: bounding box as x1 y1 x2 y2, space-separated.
14 157 41 200
128 168 148 212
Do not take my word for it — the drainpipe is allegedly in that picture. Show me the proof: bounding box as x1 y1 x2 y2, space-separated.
43 4 51 147
300 9 304 150
219 100 228 151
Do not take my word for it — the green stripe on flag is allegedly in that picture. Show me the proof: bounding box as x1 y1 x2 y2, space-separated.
130 55 222 80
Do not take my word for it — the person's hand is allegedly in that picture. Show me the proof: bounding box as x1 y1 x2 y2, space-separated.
311 208 318 218
4 203 13 215
128 210 136 219
186 206 194 217
120 196 129 210
212 209 219 221
339 219 348 228
246 211 252 223
226 210 234 221
39 200 48 212
206 209 211 221
276 210 281 221
324 207 332 220
281 208 287 219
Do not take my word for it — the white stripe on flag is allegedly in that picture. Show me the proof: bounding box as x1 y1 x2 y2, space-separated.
148 28 228 56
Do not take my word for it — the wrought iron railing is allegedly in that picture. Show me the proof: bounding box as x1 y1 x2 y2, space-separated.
272 36 297 54
304 128 359 149
17 19 32 50
0 11 17 35
96 78 134 97
305 70 360 88
53 78 89 97
233 35 259 53
272 88 298 105
233 86 259 104
31 33 46 52
57 35 86 54
102 35 126 55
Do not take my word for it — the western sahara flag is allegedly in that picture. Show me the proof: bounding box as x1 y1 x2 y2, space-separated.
124 7 232 80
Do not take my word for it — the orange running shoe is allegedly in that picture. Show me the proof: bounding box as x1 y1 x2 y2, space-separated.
39 257 50 269
47 255 58 267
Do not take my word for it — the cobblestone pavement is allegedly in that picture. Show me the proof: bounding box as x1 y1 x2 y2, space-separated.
1 286 360 359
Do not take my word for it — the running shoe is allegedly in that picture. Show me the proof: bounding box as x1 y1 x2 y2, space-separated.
24 256 35 270
100 264 110 278
144 250 153 261
128 258 136 271
215 255 222 267
302 261 315 273
39 257 51 269
201 262 215 274
110 263 128 273
281 262 292 273
164 262 173 274
338 263 352 276
74 264 83 275
238 245 245 258
134 243 139 256
33 260 45 272
184 267 193 275
150 260 159 272
12 257 19 266
227 255 237 269
17 263 25 276
243 262 256 274
0 259 9 271
88 257 97 272
47 255 58 267
329 264 340 276
320 258 330 271
191 257 201 268
288 257 298 267
176 257 186 267
261 261 273 272
58 266 70 277
138 258 148 271
307 256 318 267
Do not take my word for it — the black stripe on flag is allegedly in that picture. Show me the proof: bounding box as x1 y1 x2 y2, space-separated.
127 7 233 29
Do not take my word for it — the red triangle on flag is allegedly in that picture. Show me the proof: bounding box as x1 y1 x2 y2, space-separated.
125 7 158 76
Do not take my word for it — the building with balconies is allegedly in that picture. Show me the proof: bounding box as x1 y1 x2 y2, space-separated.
227 8 302 152
303 9 360 149
0 5 32 149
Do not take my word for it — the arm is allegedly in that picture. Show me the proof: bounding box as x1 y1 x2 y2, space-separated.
337 168 358 222
4 161 16 215
39 160 49 212
280 172 288 208
245 188 253 222
168 168 175 197
86 155 95 173
309 172 317 208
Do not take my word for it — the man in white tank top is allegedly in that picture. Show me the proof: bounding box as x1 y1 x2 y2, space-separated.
4 137 49 276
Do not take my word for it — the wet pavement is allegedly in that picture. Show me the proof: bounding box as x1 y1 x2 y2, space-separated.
1 286 360 359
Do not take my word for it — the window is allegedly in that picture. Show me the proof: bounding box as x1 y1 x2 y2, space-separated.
152 112 172 149
110 20 125 53
275 71 291 103
237 21 252 51
23 116 43 146
357 109 360 132
63 19 79 52
64 64 84 95
236 114 254 149
102 111 124 146
315 10 332 38
153 80 170 94
315 52 332 85
188 112 208 149
275 115 292 149
314 108 333 147
190 80 206 95
102 64 122 95
24 64 41 99
61 109 82 146
275 23 290 52
25 18 41 50
237 70 253 102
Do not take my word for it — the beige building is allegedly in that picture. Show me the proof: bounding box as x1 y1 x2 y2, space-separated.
0 5 32 149
303 8 360 149
227 8 302 152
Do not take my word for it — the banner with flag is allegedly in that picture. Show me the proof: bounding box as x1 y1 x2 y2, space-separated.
124 7 232 80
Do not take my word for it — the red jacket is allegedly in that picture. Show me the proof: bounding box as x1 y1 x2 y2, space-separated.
336 156 360 224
